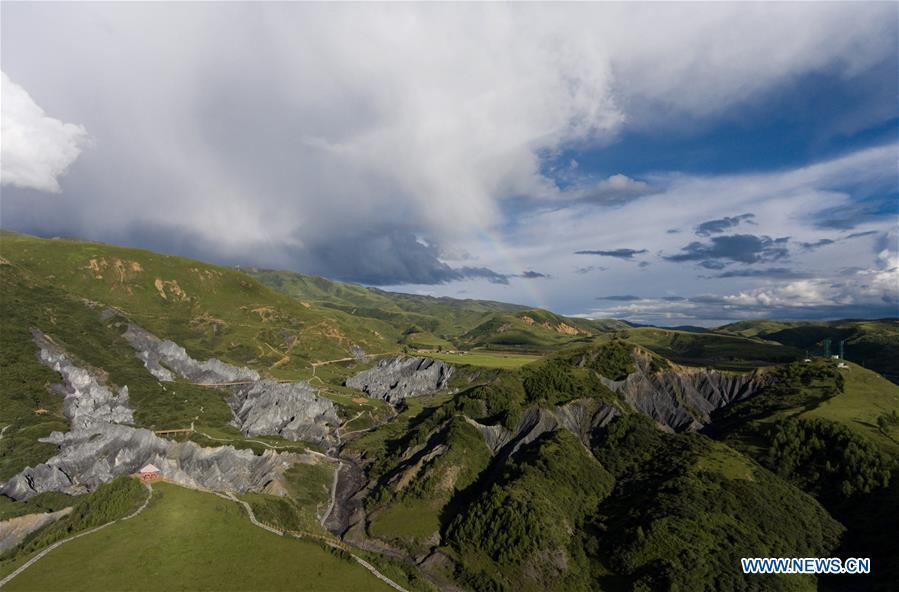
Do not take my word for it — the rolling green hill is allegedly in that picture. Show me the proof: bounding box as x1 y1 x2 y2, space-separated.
3 232 898 592
717 319 899 383
1 232 400 378
249 268 629 352
597 326 805 371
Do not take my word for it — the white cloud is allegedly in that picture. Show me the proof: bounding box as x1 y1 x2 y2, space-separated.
1 72 89 193
1 2 894 245
0 3 895 314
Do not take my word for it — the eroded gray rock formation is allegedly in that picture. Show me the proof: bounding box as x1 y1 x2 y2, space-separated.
121 321 341 447
468 399 620 457
0 423 299 501
346 357 453 404
602 351 769 431
0 328 308 501
228 380 340 450
122 322 259 384
32 329 133 429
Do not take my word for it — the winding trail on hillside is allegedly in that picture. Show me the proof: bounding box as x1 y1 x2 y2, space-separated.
214 490 409 592
0 483 153 589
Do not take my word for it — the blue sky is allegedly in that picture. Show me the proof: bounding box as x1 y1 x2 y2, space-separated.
1 2 897 325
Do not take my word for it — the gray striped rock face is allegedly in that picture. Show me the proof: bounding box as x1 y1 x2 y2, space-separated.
32 329 133 430
0 423 298 501
0 327 311 501
600 352 770 432
121 320 340 448
346 357 453 404
228 380 340 450
122 322 259 384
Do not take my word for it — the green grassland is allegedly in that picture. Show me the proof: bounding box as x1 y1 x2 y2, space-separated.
1 232 400 378
240 461 335 534
600 326 804 371
0 478 148 578
249 267 629 353
457 309 600 351
0 262 284 477
4 232 899 592
428 351 542 369
3 482 390 592
708 360 899 457
717 318 899 382
803 362 899 455
249 267 527 340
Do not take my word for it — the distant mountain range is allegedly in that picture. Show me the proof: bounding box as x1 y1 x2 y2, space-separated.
1 231 897 591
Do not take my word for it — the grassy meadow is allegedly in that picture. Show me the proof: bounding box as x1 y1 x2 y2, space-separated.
4 483 391 592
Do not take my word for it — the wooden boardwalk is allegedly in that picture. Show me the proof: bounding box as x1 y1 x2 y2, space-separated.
154 428 194 435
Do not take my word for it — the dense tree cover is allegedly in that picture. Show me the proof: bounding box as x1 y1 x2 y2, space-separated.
591 416 843 592
446 431 614 591
440 414 843 592
707 360 842 438
767 418 892 501
554 340 640 380
367 417 491 510
876 409 899 432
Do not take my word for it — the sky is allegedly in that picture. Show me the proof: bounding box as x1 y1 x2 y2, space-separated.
1 2 897 326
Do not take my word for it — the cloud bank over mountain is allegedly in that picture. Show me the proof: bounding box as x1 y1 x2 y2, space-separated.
1 3 896 323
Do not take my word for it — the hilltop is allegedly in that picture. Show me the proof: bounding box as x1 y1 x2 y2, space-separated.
718 319 899 383
1 232 897 592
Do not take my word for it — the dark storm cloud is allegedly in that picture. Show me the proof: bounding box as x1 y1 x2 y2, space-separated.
799 238 835 251
800 230 880 251
0 205 511 286
596 294 642 301
710 267 810 279
814 194 898 230
517 270 550 279
664 234 789 264
574 265 608 274
574 248 648 259
846 230 879 239
694 213 755 236
291 228 510 286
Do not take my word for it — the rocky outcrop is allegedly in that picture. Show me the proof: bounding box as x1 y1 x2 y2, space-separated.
468 399 620 457
228 380 340 450
346 357 453 404
122 321 340 447
601 351 770 432
32 329 133 429
122 322 259 384
0 423 300 501
0 327 309 501
0 508 72 553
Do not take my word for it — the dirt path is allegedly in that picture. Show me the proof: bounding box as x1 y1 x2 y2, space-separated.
320 460 343 527
215 490 409 592
0 483 153 589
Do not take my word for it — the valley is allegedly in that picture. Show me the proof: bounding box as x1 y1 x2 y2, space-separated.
1 232 897 591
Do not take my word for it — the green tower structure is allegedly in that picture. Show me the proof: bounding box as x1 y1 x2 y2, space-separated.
823 338 831 357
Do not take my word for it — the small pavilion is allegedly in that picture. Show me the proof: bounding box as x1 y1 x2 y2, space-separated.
138 463 161 481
